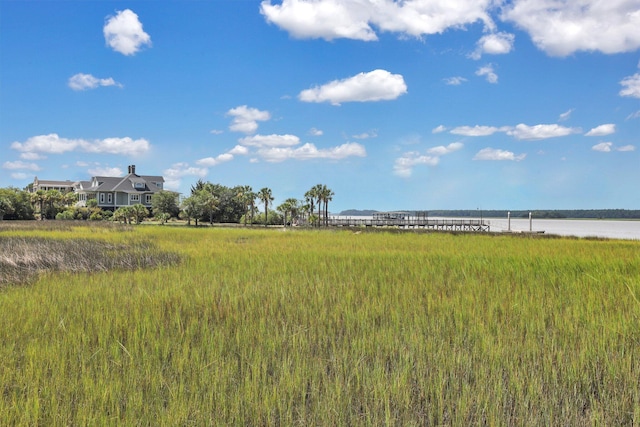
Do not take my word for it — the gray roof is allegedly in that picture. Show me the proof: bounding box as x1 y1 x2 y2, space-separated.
84 173 164 193
75 181 92 190
35 179 75 186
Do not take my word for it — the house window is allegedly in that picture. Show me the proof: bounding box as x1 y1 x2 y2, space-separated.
99 193 105 204
145 194 153 204
107 193 112 204
130 194 140 203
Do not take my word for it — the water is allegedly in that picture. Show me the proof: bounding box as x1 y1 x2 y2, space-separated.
333 216 640 240
487 217 640 240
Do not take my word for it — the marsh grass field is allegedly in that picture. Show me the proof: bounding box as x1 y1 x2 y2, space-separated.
1 222 639 425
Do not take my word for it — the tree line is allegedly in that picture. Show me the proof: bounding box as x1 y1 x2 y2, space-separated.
174 181 334 227
4 184 640 223
0 182 336 227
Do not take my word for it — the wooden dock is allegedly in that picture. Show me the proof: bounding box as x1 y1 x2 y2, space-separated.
326 217 490 232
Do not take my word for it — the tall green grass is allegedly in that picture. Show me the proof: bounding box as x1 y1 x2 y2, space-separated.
1 225 639 425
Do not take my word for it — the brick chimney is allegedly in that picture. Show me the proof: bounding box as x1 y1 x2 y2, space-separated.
128 165 136 175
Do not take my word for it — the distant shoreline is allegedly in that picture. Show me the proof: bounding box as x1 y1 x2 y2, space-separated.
338 209 640 220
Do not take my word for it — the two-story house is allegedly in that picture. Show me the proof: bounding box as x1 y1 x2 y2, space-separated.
30 178 76 194
75 165 165 211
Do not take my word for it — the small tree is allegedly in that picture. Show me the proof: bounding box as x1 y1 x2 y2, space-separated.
151 190 180 221
1 188 33 220
277 198 301 227
131 204 149 224
196 190 219 225
113 207 130 224
276 202 289 227
0 196 13 220
180 196 203 226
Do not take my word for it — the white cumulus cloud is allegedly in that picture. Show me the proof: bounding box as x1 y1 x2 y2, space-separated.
196 153 234 167
229 145 249 155
592 142 636 152
299 69 407 105
450 125 501 136
476 64 498 83
394 142 462 177
260 0 495 41
473 148 526 161
352 130 378 139
257 142 366 162
393 152 439 178
103 9 151 56
585 124 616 136
238 134 300 147
620 73 640 98
592 142 613 152
163 163 208 190
227 105 271 134
506 124 579 140
471 32 515 59
84 137 150 156
68 73 122 91
558 109 574 121
502 0 640 56
88 166 123 177
427 142 464 156
11 134 150 156
443 76 467 85
2 161 41 171
20 152 46 160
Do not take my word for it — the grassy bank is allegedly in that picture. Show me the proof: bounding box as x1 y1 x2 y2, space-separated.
1 224 639 425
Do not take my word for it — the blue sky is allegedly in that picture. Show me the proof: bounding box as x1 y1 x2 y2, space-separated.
1 0 639 212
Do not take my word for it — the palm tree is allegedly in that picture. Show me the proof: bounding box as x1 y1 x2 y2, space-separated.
131 204 149 224
300 202 311 226
305 184 324 227
321 185 334 226
180 195 203 226
198 190 219 225
284 197 300 225
112 207 128 224
276 201 289 227
313 184 324 227
277 198 300 228
304 188 316 226
247 191 257 225
62 191 77 208
258 187 274 227
30 190 46 220
190 179 206 195
45 189 62 219
236 185 253 226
